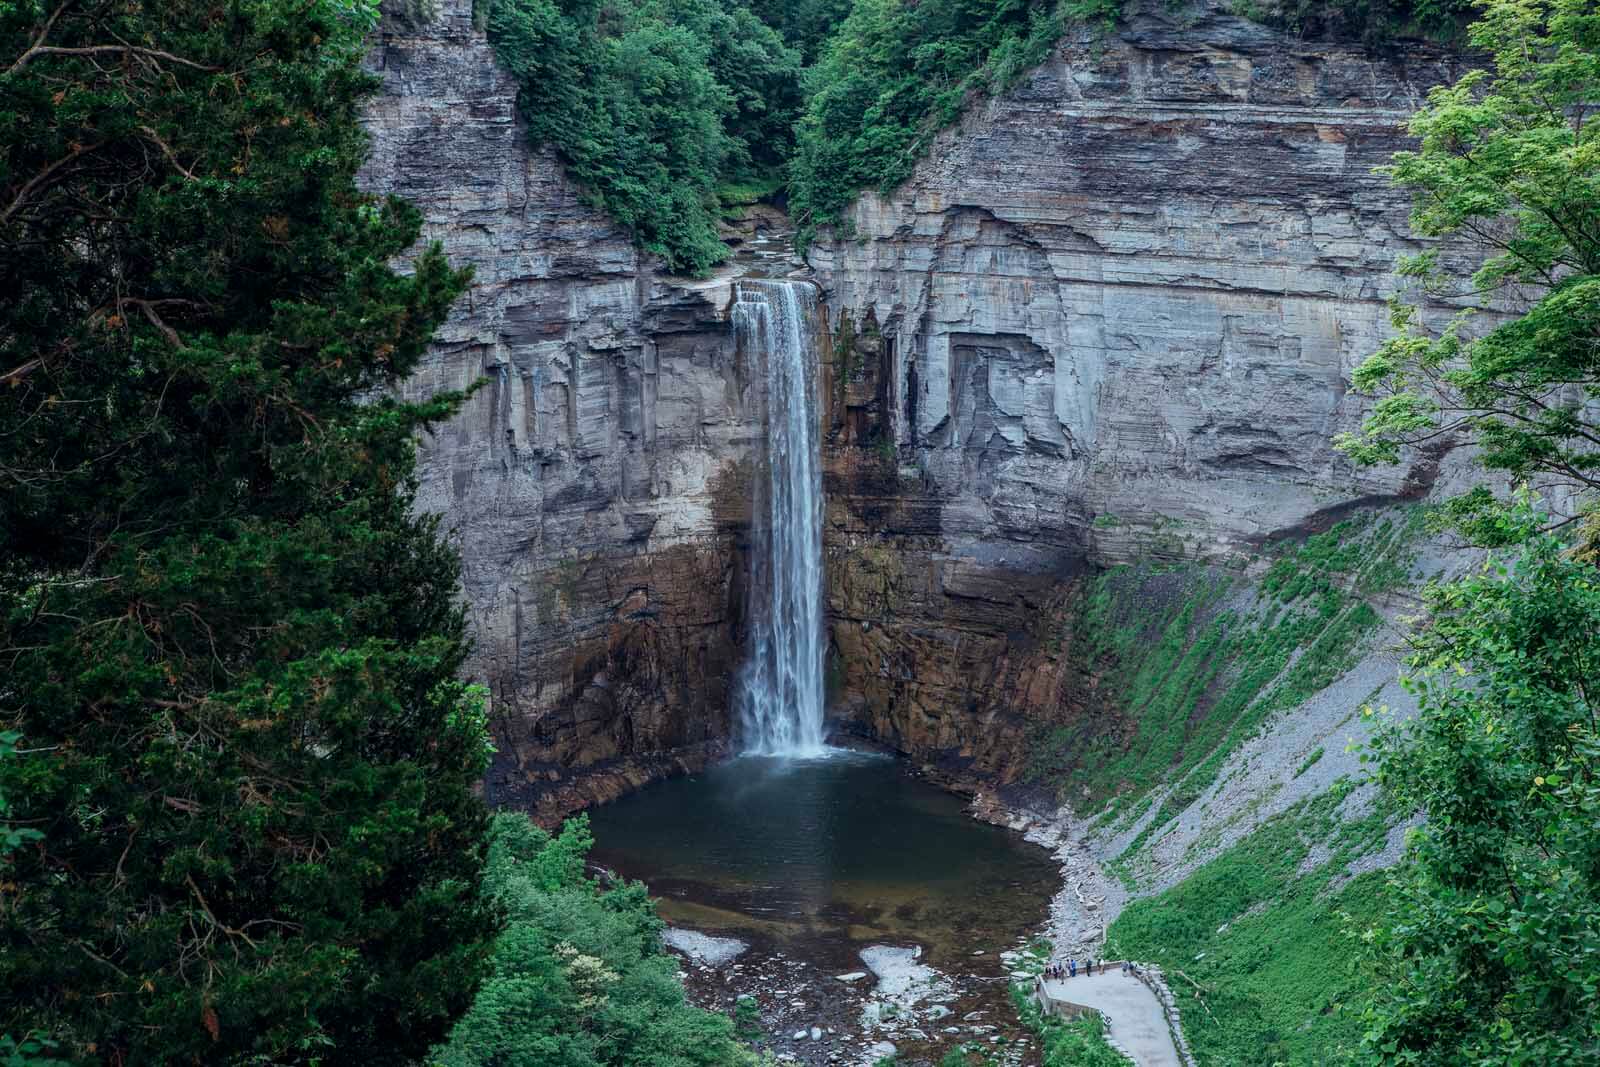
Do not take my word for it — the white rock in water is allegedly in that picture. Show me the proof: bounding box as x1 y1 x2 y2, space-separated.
835 972 868 982
793 1031 808 1041
809 1027 823 1041
867 1041 897 1059
662 927 747 967
859 945 949 1000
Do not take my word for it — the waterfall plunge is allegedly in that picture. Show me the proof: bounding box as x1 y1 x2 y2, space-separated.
732 279 827 757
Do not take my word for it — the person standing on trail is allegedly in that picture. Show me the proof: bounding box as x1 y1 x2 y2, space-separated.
1068 958 1077 978
1087 958 1095 976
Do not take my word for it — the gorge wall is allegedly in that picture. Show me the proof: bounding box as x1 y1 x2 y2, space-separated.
360 0 762 818
360 0 1467 813
809 0 1468 780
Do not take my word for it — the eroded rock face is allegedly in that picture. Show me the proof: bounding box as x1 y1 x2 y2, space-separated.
359 0 759 815
811 0 1467 775
361 0 1468 806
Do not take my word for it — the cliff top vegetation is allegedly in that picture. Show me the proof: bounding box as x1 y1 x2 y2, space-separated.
478 0 1481 271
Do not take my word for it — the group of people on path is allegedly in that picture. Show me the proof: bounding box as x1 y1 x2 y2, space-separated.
1043 958 1141 980
1045 958 1097 979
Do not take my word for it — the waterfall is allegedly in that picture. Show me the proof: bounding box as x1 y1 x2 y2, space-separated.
732 279 827 757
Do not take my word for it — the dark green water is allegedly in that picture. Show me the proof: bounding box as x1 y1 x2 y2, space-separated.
587 750 1058 970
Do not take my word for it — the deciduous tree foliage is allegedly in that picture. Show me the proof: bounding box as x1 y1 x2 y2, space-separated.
1361 526 1600 1064
0 0 496 1061
482 0 801 276
1337 0 1600 544
787 0 1066 246
433 814 751 1067
1341 1 1600 1061
744 0 853 63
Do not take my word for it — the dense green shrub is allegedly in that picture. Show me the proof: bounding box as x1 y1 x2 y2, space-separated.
1230 0 1475 47
434 813 751 1067
745 0 855 62
482 0 801 275
1358 527 1600 1063
1010 986 1128 1067
788 0 1067 243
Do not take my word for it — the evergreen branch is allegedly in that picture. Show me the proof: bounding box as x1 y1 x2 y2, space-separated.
0 140 106 224
4 0 69 77
7 44 219 77
138 126 198 181
124 298 185 349
0 358 43 386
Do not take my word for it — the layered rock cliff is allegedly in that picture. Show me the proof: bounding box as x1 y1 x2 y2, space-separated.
809 0 1467 777
360 0 761 817
360 0 1468 812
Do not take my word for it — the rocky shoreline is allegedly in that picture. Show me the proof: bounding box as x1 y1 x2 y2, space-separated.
665 921 1046 1067
622 747 1092 1067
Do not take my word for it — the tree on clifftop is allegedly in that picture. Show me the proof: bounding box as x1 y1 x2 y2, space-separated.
0 0 496 1061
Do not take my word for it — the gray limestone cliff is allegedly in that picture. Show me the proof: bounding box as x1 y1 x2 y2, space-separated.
358 0 1469 812
359 0 759 818
809 0 1470 774
811 0 1467 561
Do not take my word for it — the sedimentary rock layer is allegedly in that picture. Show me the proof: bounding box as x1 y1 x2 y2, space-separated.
360 0 1471 802
359 0 759 811
810 0 1467 774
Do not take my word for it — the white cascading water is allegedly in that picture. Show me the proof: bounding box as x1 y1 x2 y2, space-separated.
732 279 827 757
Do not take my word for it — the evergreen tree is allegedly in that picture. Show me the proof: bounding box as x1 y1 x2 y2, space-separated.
0 0 496 1061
